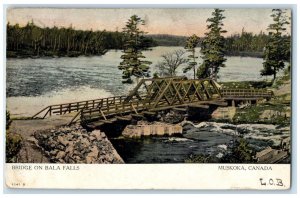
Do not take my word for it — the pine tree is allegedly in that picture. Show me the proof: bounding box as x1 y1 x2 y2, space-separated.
197 9 227 80
184 34 200 79
118 15 152 84
261 9 290 81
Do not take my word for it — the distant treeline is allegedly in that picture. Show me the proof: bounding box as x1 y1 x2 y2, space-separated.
225 30 290 59
147 34 188 46
6 21 155 58
7 22 291 59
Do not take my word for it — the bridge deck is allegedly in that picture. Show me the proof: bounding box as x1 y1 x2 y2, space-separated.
32 77 273 126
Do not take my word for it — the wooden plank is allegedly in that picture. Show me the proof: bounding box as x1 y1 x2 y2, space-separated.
115 116 132 121
188 104 210 109
32 106 50 118
100 109 107 120
131 103 138 114
102 120 113 124
201 81 212 99
153 80 172 108
142 111 157 115
204 100 228 107
90 121 104 127
173 107 187 112
131 114 145 118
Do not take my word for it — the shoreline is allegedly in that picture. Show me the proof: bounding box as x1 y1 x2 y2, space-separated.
7 48 265 59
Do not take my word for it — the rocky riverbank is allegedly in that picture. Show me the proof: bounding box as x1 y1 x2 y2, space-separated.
30 124 124 164
181 121 290 151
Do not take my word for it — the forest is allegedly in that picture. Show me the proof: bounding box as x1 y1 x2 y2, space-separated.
6 20 290 59
6 21 155 58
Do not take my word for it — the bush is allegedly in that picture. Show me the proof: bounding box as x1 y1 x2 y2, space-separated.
6 110 23 162
6 110 12 129
220 139 254 163
6 132 23 162
185 154 219 163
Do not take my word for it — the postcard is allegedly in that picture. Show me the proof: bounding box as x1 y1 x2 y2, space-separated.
5 7 292 189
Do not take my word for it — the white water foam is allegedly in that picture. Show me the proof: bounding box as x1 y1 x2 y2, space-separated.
6 86 113 117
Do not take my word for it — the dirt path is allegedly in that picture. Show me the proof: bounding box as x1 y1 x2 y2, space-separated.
9 113 77 163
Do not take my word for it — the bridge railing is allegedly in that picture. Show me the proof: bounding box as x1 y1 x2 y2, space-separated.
220 89 273 98
32 95 128 118
32 78 275 125
80 99 152 124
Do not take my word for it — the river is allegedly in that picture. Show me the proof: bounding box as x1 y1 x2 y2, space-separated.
7 46 276 117
6 46 286 163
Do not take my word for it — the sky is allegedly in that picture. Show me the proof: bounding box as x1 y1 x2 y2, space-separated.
6 8 292 36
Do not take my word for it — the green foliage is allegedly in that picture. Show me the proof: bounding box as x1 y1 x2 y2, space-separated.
118 15 152 83
198 9 227 80
185 153 219 163
6 110 12 129
220 139 254 163
6 20 155 57
6 110 22 162
261 9 291 81
148 34 187 46
185 139 255 163
224 29 269 56
184 34 200 79
233 103 289 126
6 132 23 162
155 49 188 77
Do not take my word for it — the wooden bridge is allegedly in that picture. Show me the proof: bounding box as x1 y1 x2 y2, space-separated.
32 77 273 128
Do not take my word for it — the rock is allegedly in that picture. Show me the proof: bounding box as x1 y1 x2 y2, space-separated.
66 146 74 154
34 124 124 164
57 136 68 146
163 110 185 124
56 151 66 159
73 156 81 160
87 146 99 158
85 146 99 164
82 134 89 138
50 143 56 148
27 137 39 146
89 136 96 141
106 155 114 163
57 145 65 150
91 130 102 141
86 156 94 164
101 132 106 138
50 150 58 156
80 138 90 147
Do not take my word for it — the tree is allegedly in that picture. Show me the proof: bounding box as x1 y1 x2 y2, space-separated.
184 34 200 79
155 49 188 77
261 9 290 81
118 15 152 84
198 9 227 80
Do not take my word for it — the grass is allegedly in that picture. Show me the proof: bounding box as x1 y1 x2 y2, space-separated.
233 103 290 126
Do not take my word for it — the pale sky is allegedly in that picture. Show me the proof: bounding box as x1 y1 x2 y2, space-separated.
6 8 291 36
